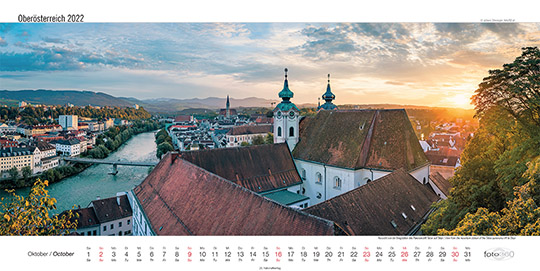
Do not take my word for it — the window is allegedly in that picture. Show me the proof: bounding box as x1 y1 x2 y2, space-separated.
316 172 322 184
93 230 97 235
301 169 306 180
103 225 107 231
277 126 282 137
289 127 294 137
334 177 342 189
119 222 122 227
127 219 130 225
316 192 322 199
118 231 122 236
111 224 114 230
390 220 397 228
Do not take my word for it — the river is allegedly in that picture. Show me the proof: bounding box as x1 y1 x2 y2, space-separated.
0 131 158 214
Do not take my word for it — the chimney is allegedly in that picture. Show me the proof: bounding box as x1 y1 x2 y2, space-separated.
96 196 100 200
117 196 121 206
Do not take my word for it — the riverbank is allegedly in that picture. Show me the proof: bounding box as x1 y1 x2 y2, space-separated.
0 120 161 190
0 131 159 213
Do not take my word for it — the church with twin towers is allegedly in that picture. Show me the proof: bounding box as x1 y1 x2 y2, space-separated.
272 68 430 205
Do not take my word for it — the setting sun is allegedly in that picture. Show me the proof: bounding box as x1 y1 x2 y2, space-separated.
445 93 473 109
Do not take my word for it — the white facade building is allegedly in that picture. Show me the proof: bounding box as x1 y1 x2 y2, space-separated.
54 138 81 157
59 115 78 130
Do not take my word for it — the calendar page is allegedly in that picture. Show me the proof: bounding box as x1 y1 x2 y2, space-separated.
1 1 540 270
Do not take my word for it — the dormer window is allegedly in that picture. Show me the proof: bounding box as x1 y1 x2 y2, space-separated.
402 212 407 219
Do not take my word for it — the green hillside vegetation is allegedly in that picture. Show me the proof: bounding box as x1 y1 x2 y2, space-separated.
422 47 540 235
0 105 151 125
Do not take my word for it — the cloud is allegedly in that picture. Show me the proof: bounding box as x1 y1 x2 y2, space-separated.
385 81 406 86
0 37 6 47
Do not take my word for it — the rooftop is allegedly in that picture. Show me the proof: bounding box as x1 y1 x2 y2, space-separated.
226 124 272 136
429 172 452 196
304 168 439 235
133 152 335 235
179 143 301 193
90 194 132 223
262 190 310 206
293 109 428 171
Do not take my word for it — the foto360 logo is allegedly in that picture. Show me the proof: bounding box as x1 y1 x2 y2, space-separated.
484 248 514 261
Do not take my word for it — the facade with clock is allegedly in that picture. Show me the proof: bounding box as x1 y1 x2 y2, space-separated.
273 69 431 206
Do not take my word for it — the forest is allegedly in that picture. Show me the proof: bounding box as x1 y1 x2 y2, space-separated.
0 105 151 125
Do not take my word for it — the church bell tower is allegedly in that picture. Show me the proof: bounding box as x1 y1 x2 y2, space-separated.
273 68 300 151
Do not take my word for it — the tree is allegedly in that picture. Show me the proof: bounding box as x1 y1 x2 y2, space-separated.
252 135 265 145
439 178 540 235
22 166 32 180
0 179 78 235
265 132 274 144
156 141 173 159
7 167 19 183
240 141 250 147
423 47 540 235
472 47 540 127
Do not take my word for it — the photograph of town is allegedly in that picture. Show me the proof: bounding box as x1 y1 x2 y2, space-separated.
1 23 539 236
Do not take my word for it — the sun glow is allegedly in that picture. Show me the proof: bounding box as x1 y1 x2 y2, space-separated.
445 93 473 109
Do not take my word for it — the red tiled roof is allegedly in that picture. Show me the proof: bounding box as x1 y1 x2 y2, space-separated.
174 115 193 122
425 153 459 167
227 124 272 135
429 172 452 196
293 110 428 171
179 143 301 193
133 153 335 235
90 195 132 223
71 207 99 229
304 169 439 235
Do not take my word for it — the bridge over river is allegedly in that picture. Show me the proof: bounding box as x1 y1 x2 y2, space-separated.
63 157 157 175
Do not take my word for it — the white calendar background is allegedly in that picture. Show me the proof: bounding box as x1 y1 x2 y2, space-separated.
0 236 536 270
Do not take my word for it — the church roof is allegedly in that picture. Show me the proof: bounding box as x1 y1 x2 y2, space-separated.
133 152 335 235
274 68 299 112
304 168 439 235
292 109 428 171
179 143 302 193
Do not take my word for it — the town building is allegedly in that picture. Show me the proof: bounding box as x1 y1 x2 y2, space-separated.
70 194 133 236
52 138 81 157
59 115 78 130
225 124 272 147
0 123 17 134
32 141 59 173
0 147 34 179
128 152 335 236
305 169 439 235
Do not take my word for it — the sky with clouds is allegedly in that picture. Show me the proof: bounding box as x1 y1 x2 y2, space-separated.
1 23 540 108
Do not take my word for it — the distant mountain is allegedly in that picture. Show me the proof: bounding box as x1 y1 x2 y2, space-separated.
131 96 278 113
0 90 134 107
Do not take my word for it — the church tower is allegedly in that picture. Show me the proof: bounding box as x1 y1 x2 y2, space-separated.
318 74 338 110
226 95 231 119
273 68 300 151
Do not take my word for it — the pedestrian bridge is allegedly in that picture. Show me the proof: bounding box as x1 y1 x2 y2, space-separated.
62 157 157 175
